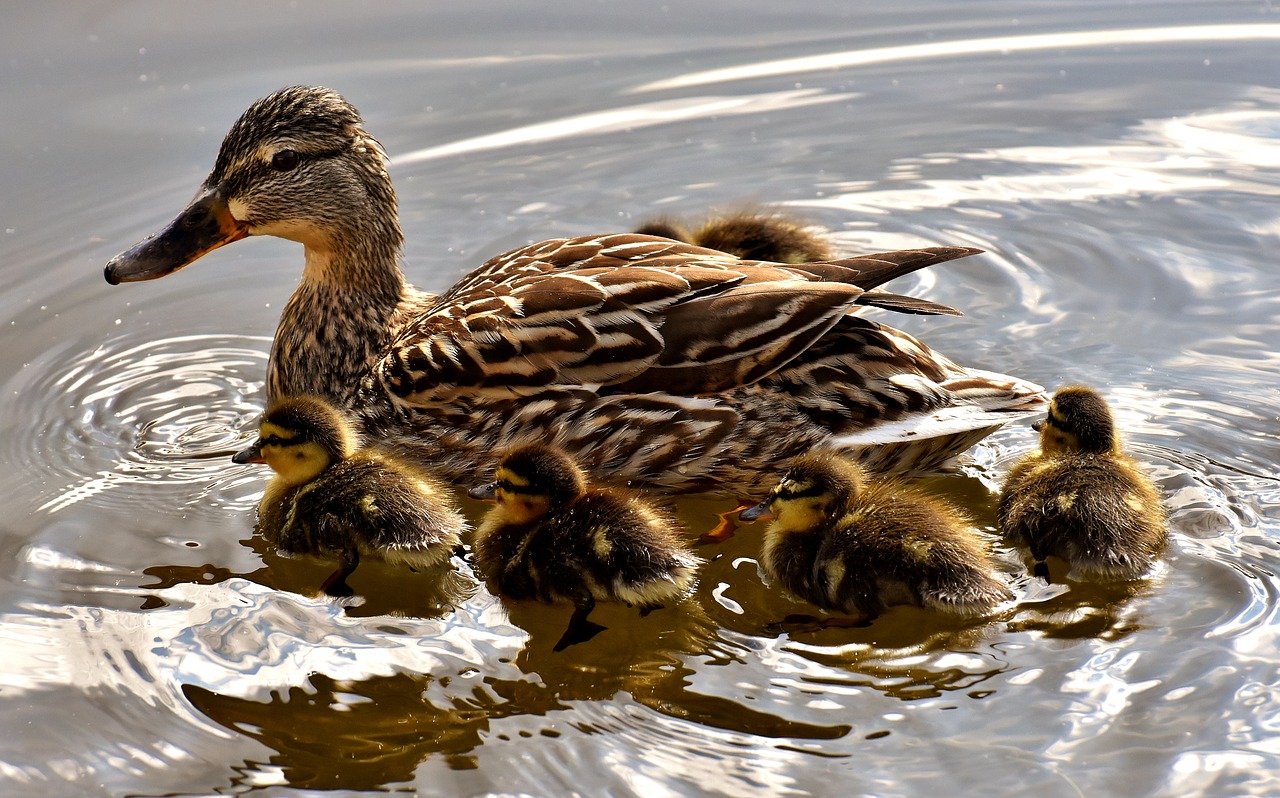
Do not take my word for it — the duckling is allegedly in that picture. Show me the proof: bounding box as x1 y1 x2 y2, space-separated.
468 443 701 651
232 396 466 596
998 385 1167 581
740 453 1012 618
634 211 832 264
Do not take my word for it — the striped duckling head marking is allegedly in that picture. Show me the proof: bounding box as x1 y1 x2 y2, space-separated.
740 452 865 530
469 443 588 523
1034 385 1117 455
233 395 360 486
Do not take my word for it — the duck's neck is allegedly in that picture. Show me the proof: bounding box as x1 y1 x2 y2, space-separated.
266 219 412 406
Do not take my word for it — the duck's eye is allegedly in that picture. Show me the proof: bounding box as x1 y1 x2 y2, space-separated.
270 149 299 172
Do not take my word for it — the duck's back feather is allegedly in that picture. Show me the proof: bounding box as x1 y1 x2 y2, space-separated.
374 235 973 405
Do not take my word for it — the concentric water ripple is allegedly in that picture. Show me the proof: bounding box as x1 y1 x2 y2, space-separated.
7 333 270 515
6 5 1280 797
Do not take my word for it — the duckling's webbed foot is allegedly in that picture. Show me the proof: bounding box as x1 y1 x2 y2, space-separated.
320 549 361 597
554 595 607 652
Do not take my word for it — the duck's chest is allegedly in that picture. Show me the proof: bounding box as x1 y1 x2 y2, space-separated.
266 282 416 405
762 528 827 602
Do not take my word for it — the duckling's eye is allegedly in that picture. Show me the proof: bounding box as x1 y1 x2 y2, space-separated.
270 149 299 172
495 479 518 493
775 481 819 501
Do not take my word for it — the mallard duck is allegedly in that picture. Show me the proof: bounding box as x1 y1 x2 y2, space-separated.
998 385 1167 581
468 443 700 651
232 395 466 596
104 85 1045 495
740 453 1012 617
634 211 832 264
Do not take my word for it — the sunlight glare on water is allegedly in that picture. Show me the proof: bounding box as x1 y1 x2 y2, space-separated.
1 2 1279 796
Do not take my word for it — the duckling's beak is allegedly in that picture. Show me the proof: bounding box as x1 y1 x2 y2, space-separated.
1032 419 1045 432
468 482 498 501
231 439 265 465
738 499 773 523
104 186 248 284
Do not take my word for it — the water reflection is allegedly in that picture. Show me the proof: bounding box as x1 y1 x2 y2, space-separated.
6 3 1280 795
185 674 504 785
796 103 1280 216
395 89 856 164
634 23 1280 92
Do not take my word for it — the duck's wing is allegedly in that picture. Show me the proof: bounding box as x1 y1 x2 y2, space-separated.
759 315 1045 445
376 235 976 405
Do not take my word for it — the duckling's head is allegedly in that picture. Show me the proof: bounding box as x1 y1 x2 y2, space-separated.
633 212 831 264
1034 385 1117 454
740 453 864 529
468 443 588 522
633 219 693 244
105 86 401 285
692 213 831 264
232 396 360 487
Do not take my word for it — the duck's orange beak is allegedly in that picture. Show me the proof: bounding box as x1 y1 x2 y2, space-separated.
104 186 248 284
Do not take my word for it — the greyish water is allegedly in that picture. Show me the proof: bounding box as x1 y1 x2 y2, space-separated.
2 2 1278 796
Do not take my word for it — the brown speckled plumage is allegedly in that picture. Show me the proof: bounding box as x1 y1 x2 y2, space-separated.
106 86 1046 496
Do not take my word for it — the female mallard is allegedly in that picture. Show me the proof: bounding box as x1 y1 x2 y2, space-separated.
740 453 1012 618
469 443 700 650
105 85 1044 495
233 395 465 596
998 385 1167 581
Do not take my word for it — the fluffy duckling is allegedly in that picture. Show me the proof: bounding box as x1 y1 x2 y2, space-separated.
233 396 466 596
468 443 701 651
740 453 1012 618
998 385 1167 581
634 211 832 263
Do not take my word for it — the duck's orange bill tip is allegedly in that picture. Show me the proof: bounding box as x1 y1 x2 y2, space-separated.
104 189 248 285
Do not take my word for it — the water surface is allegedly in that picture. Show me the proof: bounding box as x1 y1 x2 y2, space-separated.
2 2 1279 796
